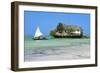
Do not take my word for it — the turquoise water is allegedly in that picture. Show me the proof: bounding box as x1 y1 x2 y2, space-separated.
24 36 90 49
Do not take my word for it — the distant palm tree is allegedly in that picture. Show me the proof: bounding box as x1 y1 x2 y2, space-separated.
57 23 65 33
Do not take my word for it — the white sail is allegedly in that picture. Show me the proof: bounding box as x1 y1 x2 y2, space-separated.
34 26 43 38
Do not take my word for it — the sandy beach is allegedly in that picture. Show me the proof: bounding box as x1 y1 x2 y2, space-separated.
24 44 90 62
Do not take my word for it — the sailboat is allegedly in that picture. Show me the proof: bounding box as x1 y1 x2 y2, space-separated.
33 26 47 40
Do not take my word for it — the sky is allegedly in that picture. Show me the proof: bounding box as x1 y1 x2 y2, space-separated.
24 11 90 36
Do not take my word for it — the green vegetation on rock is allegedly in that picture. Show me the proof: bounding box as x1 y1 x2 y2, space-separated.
50 22 83 38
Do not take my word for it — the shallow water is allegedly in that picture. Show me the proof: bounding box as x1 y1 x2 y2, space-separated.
24 37 90 62
24 37 90 48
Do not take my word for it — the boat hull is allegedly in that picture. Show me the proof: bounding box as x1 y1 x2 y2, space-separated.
33 36 47 40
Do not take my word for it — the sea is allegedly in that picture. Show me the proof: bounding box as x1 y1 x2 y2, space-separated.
24 36 90 62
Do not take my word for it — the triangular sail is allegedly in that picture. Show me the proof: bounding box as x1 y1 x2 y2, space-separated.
34 26 43 38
